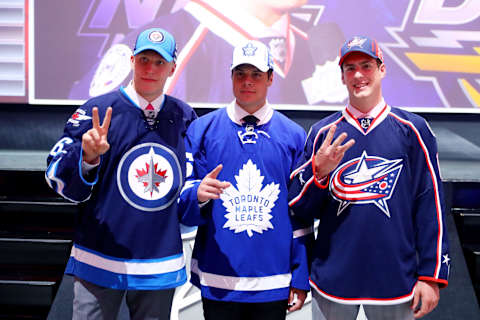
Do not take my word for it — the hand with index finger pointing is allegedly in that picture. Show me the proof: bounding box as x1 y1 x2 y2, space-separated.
197 164 231 203
82 106 113 164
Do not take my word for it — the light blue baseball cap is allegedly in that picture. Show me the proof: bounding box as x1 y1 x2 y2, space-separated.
133 28 177 62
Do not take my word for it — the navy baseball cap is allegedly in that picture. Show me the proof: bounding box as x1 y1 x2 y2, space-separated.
339 36 384 66
133 28 177 62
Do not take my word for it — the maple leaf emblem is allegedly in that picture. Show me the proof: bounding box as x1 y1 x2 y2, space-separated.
135 155 168 197
220 160 279 237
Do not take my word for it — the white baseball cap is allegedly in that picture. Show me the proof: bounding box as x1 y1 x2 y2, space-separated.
231 40 274 72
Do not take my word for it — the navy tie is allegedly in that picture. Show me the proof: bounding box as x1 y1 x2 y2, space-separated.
242 115 259 126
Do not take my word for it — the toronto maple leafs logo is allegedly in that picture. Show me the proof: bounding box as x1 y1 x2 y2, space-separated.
117 143 182 212
330 151 403 217
242 42 257 56
220 160 279 237
67 108 92 127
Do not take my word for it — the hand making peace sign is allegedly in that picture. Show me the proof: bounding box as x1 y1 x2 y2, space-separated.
82 106 112 165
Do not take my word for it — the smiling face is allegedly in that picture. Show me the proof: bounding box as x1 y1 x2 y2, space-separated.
232 64 273 113
131 50 176 102
341 52 386 112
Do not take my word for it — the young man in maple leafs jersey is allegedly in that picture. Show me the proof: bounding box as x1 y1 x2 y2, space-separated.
288 36 450 320
45 28 197 319
178 40 311 320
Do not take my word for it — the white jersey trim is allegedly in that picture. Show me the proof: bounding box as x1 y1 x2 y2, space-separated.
311 280 416 305
71 245 186 275
191 258 291 291
293 226 314 239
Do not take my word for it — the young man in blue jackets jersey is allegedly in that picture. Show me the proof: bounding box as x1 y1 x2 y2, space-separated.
45 28 197 319
179 40 311 319
288 36 450 319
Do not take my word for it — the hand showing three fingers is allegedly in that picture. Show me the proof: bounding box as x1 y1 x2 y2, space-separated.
314 125 355 180
82 107 112 164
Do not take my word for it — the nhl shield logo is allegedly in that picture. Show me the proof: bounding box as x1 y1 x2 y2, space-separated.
117 143 182 212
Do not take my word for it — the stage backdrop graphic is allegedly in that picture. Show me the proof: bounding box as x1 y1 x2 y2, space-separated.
25 0 480 110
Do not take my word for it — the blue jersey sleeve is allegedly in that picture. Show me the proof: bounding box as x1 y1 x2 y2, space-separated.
45 104 107 202
288 124 331 222
408 117 449 287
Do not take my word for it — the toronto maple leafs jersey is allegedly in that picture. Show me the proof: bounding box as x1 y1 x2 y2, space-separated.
45 89 197 290
288 104 450 305
179 105 311 303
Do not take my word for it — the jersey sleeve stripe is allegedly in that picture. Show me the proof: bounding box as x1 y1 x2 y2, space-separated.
389 113 444 279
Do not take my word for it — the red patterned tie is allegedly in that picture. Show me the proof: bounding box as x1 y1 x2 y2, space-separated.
144 103 156 125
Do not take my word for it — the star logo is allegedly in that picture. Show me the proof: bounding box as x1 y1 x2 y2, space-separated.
442 254 450 265
330 151 403 217
242 42 257 56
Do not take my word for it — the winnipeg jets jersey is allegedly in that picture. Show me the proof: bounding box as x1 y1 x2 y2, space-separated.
179 105 311 303
45 89 197 290
288 104 450 304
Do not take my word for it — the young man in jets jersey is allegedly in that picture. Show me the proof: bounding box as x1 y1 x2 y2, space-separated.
288 36 450 319
179 40 311 319
45 28 197 319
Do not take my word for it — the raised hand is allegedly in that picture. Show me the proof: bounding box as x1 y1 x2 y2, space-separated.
197 164 231 203
82 106 112 164
314 125 355 180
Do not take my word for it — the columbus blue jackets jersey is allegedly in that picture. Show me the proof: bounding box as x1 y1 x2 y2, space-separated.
45 89 197 290
179 105 311 303
288 104 449 304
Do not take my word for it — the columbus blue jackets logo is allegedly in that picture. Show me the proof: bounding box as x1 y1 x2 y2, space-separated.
330 151 403 217
117 143 182 212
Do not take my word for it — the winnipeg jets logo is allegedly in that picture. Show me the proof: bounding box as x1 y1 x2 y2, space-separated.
117 143 182 212
135 151 168 197
148 30 164 42
67 108 92 127
330 151 403 217
220 160 279 237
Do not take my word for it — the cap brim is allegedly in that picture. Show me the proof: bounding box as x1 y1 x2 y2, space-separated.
133 45 173 62
230 59 270 72
339 49 381 66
